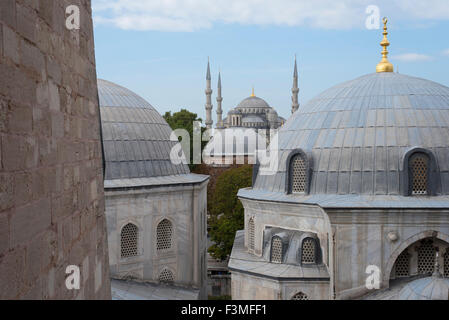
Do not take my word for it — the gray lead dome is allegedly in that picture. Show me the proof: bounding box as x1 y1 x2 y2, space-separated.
98 79 190 180
254 72 449 195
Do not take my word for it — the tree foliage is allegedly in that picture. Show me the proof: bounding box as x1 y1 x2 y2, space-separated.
208 165 253 261
163 109 207 171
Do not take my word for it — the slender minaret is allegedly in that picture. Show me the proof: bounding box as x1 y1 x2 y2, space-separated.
216 71 223 128
205 58 213 129
291 55 299 114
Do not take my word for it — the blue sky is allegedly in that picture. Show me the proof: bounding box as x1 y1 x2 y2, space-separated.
92 0 449 121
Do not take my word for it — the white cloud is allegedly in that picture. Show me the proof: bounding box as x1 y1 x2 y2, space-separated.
391 53 433 62
92 0 449 32
442 49 449 56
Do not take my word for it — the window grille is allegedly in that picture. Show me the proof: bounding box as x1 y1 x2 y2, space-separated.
248 218 255 251
271 237 283 263
121 223 138 258
159 269 174 283
410 154 428 195
418 239 436 275
157 219 173 251
395 250 410 277
291 155 307 193
291 292 308 300
301 238 316 264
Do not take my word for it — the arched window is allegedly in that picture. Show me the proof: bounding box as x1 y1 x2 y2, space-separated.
120 223 138 258
157 219 173 251
270 236 283 263
159 269 174 283
418 239 436 275
409 153 429 195
301 238 317 264
444 249 449 278
291 292 308 300
394 250 410 277
287 150 310 194
248 217 255 252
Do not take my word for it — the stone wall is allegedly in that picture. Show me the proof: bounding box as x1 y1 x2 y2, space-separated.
0 0 110 299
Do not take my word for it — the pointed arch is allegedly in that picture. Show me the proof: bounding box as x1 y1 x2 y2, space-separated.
120 223 139 258
402 147 440 196
157 218 173 251
286 149 312 194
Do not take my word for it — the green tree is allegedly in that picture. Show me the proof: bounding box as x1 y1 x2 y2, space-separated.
163 109 207 171
208 165 253 261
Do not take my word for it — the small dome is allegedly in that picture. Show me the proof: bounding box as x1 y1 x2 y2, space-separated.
237 96 270 109
253 72 449 196
98 79 190 180
398 275 449 300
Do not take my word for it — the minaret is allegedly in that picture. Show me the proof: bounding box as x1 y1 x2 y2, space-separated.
205 58 213 129
216 71 223 128
291 55 299 114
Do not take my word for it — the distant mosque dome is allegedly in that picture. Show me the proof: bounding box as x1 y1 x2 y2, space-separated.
237 95 271 110
97 79 190 180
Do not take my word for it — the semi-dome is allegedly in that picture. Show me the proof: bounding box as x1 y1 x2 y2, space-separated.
237 96 271 109
398 275 449 300
253 72 449 196
98 79 190 180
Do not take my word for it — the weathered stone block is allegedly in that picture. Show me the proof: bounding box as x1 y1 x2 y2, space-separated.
0 0 16 28
10 197 51 247
0 212 9 255
16 3 36 43
20 39 45 76
0 173 14 211
8 103 33 134
0 248 25 299
2 24 19 64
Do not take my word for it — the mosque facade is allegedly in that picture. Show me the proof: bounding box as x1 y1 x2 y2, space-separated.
202 60 289 166
228 18 449 300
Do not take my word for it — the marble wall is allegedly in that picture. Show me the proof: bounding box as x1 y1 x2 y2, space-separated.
105 180 208 298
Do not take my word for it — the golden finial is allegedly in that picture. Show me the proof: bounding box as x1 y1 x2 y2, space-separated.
376 17 394 73
251 86 255 97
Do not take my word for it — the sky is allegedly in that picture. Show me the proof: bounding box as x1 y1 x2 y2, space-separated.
92 0 449 121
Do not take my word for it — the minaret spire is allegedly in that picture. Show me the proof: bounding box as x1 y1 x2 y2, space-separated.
216 71 223 128
291 55 299 114
376 17 394 73
205 58 213 129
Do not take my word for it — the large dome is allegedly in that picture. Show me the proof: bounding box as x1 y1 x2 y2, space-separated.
98 79 190 180
237 96 271 109
253 72 449 196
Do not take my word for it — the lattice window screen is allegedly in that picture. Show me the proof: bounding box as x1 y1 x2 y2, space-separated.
291 292 308 300
157 219 173 251
418 239 436 275
395 250 410 277
301 238 316 264
291 155 307 193
121 223 138 258
271 237 283 263
444 250 449 278
159 269 174 283
248 218 255 251
410 154 428 195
